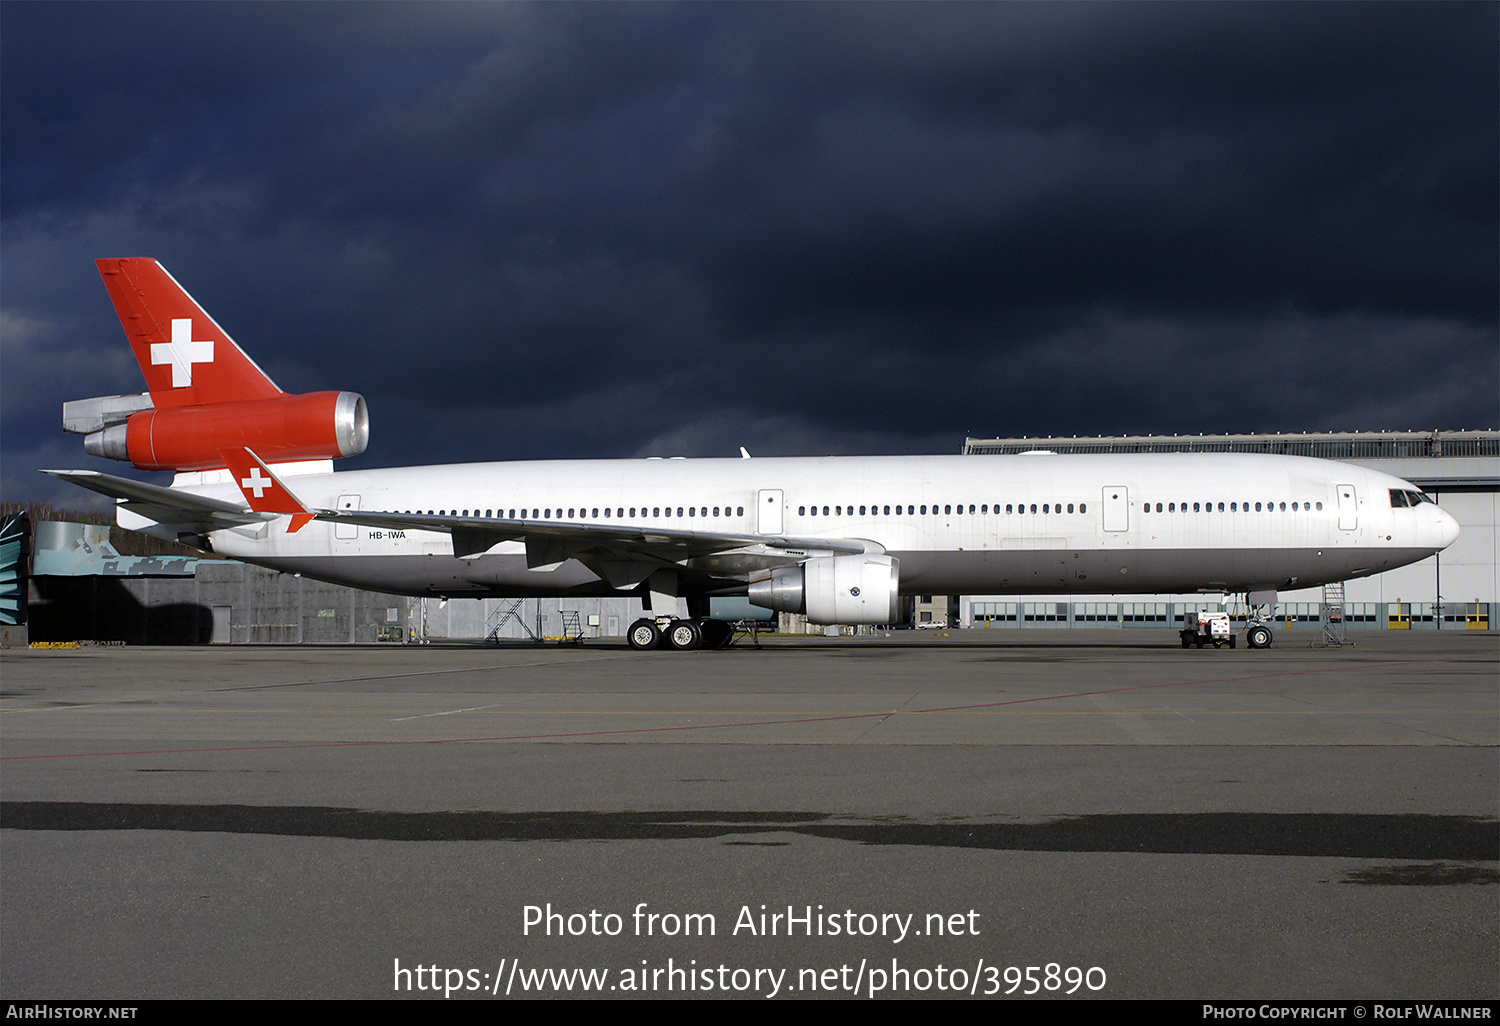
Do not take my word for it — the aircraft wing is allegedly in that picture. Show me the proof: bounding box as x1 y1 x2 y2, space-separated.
314 508 879 571
42 469 273 532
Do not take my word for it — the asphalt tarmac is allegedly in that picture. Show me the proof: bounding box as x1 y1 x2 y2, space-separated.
2 630 1495 1000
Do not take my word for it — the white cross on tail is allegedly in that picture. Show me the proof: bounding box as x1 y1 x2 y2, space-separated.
150 318 214 387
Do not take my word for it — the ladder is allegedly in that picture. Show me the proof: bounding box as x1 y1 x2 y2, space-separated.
485 598 541 644
1320 582 1348 647
557 610 584 645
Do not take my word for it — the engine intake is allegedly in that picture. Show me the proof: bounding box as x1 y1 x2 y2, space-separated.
748 554 900 625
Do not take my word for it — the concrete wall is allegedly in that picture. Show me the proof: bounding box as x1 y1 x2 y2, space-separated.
30 562 411 644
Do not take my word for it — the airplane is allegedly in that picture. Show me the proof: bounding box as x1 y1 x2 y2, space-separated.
48 258 1461 652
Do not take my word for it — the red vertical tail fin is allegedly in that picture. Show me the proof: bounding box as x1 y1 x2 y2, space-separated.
70 259 369 472
96 258 284 407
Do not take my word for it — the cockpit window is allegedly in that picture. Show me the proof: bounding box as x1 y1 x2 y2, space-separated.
1390 489 1435 508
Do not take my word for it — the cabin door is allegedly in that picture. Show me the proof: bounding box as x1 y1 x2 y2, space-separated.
1101 486 1130 533
757 489 783 535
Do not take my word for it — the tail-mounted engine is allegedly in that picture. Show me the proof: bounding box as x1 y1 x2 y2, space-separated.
64 390 368 472
747 554 900 625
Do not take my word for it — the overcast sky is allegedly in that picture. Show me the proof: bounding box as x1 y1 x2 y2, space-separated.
4 2 1496 507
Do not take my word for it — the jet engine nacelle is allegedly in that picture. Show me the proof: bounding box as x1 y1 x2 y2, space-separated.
747 554 900 625
83 391 369 472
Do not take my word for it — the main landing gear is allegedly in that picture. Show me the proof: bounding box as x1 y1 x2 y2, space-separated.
627 617 734 651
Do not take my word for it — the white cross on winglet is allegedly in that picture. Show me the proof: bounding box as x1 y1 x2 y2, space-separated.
241 467 272 499
150 318 214 387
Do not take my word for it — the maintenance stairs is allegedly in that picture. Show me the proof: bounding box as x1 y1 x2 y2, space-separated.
1320 582 1348 647
485 598 541 645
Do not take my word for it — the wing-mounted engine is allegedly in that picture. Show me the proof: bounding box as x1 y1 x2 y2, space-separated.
747 554 900 625
66 390 368 471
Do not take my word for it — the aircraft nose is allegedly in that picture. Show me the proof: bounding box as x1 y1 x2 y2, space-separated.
1438 508 1460 549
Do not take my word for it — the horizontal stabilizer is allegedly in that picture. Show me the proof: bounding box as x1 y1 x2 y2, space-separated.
218 448 315 532
42 469 271 533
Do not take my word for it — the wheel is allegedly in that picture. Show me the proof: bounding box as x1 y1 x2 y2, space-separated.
1229 635 1236 648
627 618 661 651
1213 641 1222 649
1246 624 1272 649
1181 633 1191 649
665 618 702 651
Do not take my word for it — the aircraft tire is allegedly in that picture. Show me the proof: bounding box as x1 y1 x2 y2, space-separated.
1246 624 1272 649
627 618 661 651
666 619 702 651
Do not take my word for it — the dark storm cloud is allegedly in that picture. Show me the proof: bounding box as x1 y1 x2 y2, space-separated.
2 2 1495 507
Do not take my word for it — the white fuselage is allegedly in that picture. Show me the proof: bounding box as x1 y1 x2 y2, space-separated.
130 452 1459 602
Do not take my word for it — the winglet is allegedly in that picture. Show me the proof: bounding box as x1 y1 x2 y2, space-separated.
218 448 314 532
